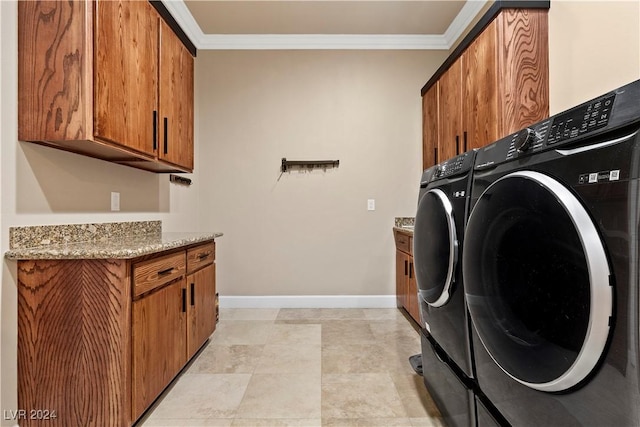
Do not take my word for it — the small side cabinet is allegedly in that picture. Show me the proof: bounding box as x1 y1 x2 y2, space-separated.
394 229 420 324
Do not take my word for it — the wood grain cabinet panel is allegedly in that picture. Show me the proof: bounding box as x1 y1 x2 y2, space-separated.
94 0 158 156
132 279 187 420
17 259 132 427
187 264 217 359
422 83 439 169
159 19 195 170
421 7 549 169
438 59 463 162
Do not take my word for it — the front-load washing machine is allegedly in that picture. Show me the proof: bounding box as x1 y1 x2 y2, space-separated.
414 151 488 426
463 79 640 426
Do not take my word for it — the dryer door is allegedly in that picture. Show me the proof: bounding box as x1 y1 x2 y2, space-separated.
463 171 612 392
414 188 458 308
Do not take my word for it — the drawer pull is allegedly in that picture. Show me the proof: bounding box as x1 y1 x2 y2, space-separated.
198 252 209 260
158 267 175 276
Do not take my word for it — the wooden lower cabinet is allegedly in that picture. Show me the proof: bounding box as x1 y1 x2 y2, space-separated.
394 230 420 324
16 240 217 426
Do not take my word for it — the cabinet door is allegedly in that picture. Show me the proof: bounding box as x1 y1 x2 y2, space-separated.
408 259 421 324
497 9 550 135
396 250 409 309
94 0 158 155
438 59 463 162
132 280 187 420
159 20 194 170
463 19 500 151
187 264 217 359
422 83 439 169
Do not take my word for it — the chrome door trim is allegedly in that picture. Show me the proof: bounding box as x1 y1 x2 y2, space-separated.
468 170 612 392
419 188 458 308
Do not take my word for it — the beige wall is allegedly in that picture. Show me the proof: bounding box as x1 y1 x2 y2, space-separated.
549 0 640 113
196 50 447 299
0 1 202 422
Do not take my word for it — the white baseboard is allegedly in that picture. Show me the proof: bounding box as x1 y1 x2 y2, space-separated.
219 295 396 309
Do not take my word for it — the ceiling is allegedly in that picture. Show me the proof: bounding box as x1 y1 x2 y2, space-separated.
162 0 489 50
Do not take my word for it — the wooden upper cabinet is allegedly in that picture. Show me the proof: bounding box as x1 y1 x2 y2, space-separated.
421 6 549 170
94 0 158 156
438 59 463 162
18 0 195 173
462 19 500 151
422 83 439 169
159 20 194 170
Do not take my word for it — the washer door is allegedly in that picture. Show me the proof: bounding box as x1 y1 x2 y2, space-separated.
414 188 458 308
463 171 612 392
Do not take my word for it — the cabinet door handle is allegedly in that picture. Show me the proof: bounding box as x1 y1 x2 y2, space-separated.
163 117 168 154
409 262 413 279
434 147 438 163
182 288 187 313
153 110 158 151
463 131 468 152
158 267 174 276
190 282 195 306
456 135 460 155
404 260 408 276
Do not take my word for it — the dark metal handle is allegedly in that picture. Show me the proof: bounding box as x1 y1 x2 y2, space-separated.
463 131 468 152
409 262 413 279
190 283 195 306
456 135 460 155
198 253 209 260
158 267 174 276
182 288 187 313
163 117 168 154
153 110 158 151
434 147 438 163
404 260 408 276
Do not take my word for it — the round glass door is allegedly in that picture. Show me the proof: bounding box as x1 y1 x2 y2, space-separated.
463 171 612 392
414 188 458 308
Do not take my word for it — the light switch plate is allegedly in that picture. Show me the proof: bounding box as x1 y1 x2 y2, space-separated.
111 192 120 211
367 199 375 211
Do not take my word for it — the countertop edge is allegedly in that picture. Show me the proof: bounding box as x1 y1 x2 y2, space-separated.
5 232 224 261
393 226 414 236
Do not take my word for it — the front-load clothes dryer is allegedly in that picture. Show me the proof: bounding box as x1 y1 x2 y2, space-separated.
463 79 640 426
414 151 477 426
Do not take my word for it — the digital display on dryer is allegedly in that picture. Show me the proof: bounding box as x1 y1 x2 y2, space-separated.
547 94 615 145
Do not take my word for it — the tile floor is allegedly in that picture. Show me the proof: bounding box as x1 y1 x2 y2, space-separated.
138 308 443 427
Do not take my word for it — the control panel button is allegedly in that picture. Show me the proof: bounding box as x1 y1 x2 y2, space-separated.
514 128 536 153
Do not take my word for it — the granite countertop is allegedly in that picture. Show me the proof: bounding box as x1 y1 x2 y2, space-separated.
5 221 223 260
393 217 415 235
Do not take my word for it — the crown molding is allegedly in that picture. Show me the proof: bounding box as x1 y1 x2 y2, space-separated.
443 0 490 47
197 34 449 50
161 0 487 51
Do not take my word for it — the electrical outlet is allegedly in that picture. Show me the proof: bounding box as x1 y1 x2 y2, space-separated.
111 192 120 211
367 199 375 211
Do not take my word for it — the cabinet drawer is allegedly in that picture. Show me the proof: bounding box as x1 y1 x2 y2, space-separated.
394 232 412 255
187 242 215 274
133 251 186 297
